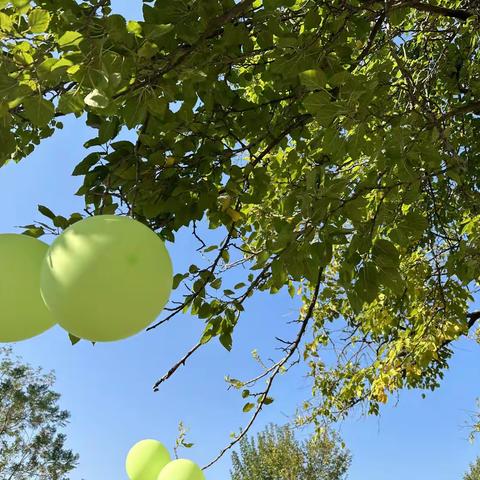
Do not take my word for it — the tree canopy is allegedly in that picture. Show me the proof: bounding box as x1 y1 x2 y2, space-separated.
465 456 480 480
230 423 351 480
1 0 480 465
0 348 78 480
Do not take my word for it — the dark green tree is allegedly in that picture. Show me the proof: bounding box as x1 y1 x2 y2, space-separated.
230 424 351 480
0 348 78 480
465 457 480 480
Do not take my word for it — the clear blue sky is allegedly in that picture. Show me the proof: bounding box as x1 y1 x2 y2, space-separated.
2 2 480 479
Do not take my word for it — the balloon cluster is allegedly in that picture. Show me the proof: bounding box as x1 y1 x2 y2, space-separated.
0 215 173 343
126 440 205 480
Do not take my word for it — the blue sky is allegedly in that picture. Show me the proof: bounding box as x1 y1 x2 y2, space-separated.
2 2 480 479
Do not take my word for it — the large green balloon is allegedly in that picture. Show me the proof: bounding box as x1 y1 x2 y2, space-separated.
0 234 56 342
157 459 206 480
40 215 173 342
126 439 171 480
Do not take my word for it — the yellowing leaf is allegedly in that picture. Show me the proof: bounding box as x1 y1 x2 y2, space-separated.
226 207 242 222
127 20 142 36
0 12 12 31
57 30 83 49
13 0 30 7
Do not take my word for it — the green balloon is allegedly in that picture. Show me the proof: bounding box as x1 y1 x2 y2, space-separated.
157 459 206 480
126 439 171 480
40 215 173 342
0 234 56 342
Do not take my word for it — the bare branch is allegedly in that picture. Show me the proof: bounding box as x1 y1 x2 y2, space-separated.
153 341 203 392
202 266 324 470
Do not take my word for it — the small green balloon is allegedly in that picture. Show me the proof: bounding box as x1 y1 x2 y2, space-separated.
0 234 56 342
157 459 206 480
126 439 171 480
40 215 173 342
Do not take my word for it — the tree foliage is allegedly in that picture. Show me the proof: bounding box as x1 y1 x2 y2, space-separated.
230 423 351 480
465 457 480 480
0 348 78 480
1 0 480 463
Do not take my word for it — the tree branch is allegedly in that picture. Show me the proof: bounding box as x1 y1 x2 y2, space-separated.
351 10 386 70
153 341 203 391
202 266 324 470
124 0 256 96
251 114 311 168
147 227 234 330
444 100 480 119
397 1 477 21
467 310 480 329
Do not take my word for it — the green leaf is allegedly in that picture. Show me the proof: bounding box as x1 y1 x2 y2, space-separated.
22 97 55 127
312 242 333 267
243 402 255 413
69 333 81 346
219 332 233 351
378 266 405 296
58 92 85 116
303 92 330 114
299 69 327 90
68 213 83 225
123 96 147 128
355 262 379 303
146 23 174 41
72 152 101 176
403 211 428 237
138 41 158 59
328 70 353 87
105 14 127 41
146 96 168 118
302 91 341 124
372 239 400 269
53 215 69 229
22 227 44 238
28 9 51 33
0 128 15 163
38 204 56 220
57 31 83 49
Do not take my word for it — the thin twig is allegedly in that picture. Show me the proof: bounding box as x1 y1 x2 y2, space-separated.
202 266 324 470
153 342 203 391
